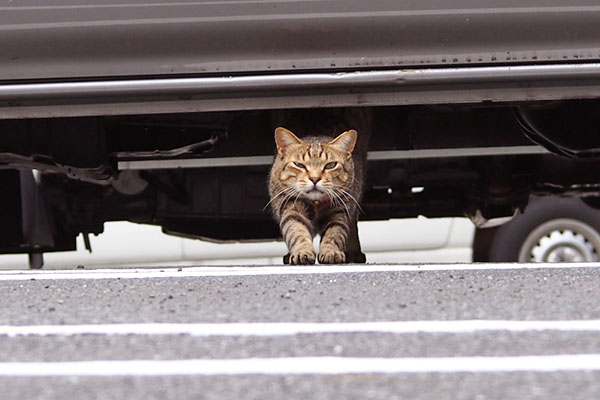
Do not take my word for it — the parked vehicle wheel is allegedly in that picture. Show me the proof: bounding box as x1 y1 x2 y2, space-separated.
473 196 600 262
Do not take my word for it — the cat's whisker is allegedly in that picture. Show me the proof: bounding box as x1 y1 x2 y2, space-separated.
293 190 303 205
274 186 299 211
329 191 341 209
325 189 340 209
263 187 296 210
282 189 299 210
336 187 364 215
328 188 351 219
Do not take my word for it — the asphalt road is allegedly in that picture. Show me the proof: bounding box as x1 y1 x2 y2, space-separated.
1 263 600 399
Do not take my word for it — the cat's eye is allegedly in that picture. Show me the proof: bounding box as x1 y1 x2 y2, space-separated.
293 162 307 169
324 162 338 170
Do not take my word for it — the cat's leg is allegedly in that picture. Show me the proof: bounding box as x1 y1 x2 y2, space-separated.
318 211 349 264
280 204 316 265
345 219 366 263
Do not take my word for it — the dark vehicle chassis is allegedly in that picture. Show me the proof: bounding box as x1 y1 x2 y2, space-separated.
2 100 600 265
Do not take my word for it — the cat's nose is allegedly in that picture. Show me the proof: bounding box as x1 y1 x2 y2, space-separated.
309 177 321 184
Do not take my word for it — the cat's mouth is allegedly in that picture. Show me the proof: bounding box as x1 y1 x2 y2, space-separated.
304 188 327 201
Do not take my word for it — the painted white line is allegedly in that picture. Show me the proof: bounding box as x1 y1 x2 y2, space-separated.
3 320 600 338
0 263 598 281
2 355 600 376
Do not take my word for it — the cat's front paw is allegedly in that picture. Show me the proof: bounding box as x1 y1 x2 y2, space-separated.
289 249 316 265
318 246 346 264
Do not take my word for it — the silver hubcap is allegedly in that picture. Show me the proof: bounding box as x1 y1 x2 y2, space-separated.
518 219 600 263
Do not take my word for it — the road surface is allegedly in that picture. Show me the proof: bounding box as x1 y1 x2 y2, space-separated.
0 263 599 399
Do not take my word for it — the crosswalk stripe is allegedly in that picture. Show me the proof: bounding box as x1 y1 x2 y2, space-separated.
3 320 600 337
2 355 600 376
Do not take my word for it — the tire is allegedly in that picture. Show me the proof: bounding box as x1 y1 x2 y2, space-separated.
473 196 600 262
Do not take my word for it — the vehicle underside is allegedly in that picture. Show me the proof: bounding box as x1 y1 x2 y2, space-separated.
3 99 600 265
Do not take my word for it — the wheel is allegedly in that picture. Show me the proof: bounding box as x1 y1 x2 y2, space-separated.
473 196 600 262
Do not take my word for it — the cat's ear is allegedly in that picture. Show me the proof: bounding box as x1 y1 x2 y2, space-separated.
274 127 303 155
328 130 357 158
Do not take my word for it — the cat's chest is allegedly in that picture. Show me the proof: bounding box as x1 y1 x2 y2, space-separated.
305 199 337 222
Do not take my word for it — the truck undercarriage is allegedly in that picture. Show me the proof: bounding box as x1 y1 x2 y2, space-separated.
3 99 600 266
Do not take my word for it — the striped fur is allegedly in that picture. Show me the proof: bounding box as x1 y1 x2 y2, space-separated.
268 124 365 265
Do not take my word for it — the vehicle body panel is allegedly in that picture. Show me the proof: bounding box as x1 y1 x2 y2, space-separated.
2 0 600 82
3 0 600 117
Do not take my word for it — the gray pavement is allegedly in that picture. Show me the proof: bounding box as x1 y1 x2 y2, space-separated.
0 264 600 399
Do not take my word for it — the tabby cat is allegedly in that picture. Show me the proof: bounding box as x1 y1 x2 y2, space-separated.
268 109 370 264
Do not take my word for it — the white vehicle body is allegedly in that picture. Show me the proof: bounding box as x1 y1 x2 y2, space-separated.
0 218 474 269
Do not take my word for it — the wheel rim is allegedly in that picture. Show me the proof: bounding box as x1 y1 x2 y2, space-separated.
518 218 600 263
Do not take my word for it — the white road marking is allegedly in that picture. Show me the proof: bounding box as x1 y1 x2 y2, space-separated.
2 355 600 376
3 320 600 337
0 263 597 281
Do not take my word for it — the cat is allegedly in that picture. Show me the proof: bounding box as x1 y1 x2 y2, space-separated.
268 108 370 264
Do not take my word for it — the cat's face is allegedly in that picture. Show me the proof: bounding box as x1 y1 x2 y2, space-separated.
273 127 357 202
